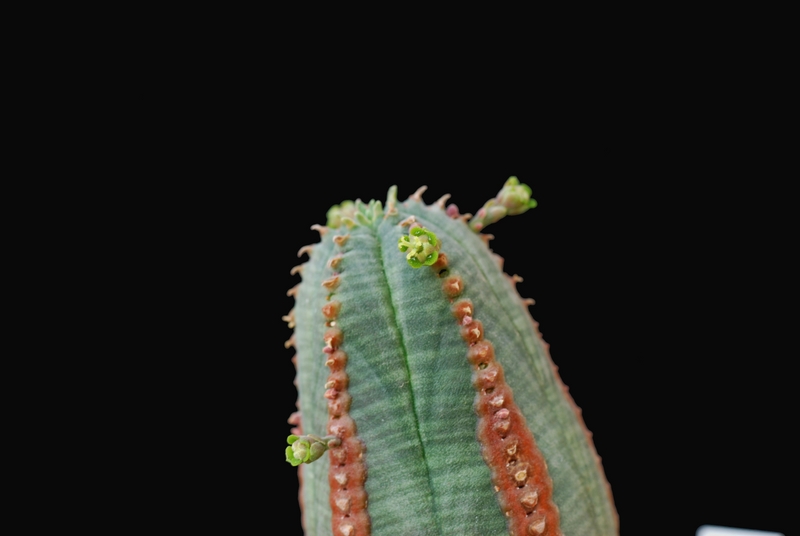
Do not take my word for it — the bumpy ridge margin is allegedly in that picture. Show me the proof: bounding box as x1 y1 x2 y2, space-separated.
287 252 309 532
322 230 371 536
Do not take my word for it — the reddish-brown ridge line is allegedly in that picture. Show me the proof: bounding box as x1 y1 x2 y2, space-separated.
430 248 562 536
323 243 371 536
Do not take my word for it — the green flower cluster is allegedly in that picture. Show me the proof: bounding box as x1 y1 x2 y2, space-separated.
398 227 441 268
285 434 337 466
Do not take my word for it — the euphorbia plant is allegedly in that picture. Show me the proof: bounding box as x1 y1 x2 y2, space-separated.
284 178 618 535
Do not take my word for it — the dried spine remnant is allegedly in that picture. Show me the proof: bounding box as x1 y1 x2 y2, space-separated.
333 234 350 247
287 284 300 298
398 215 417 227
322 274 342 291
407 185 427 202
328 254 345 270
287 410 302 436
282 308 296 329
321 253 371 536
311 223 329 237
297 245 314 258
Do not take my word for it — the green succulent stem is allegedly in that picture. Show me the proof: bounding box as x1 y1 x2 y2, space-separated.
287 180 618 535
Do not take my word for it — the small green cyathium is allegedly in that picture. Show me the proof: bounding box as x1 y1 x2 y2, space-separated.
286 434 340 467
284 178 617 536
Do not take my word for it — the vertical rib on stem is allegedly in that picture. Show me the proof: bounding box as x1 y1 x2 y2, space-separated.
324 239 371 536
433 247 562 536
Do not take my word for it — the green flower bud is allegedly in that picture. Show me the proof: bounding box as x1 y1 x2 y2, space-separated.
308 441 327 463
285 434 309 466
496 176 537 216
285 434 336 466
326 201 356 228
469 177 537 232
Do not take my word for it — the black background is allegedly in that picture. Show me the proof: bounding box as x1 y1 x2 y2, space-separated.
61 26 793 535
263 156 791 535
